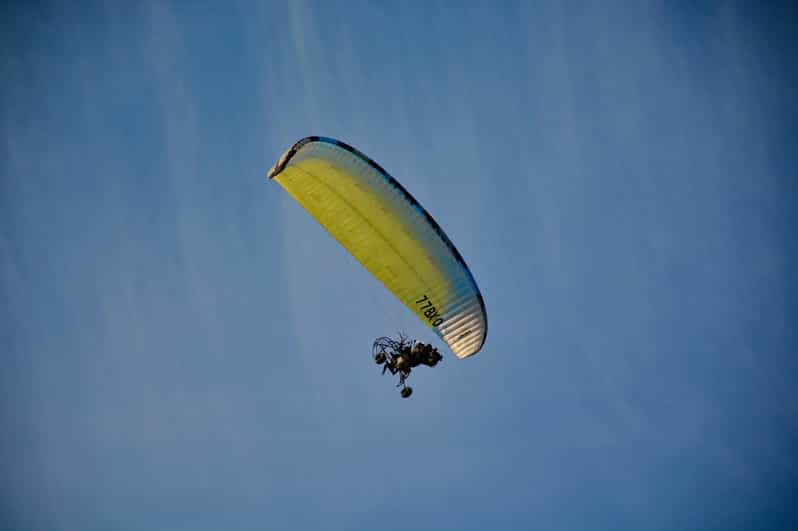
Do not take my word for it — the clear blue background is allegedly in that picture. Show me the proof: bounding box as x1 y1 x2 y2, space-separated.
2 2 797 530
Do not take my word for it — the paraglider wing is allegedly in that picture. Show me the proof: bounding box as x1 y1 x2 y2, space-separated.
267 137 487 359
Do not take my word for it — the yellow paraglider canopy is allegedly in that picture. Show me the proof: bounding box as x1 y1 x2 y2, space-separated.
268 137 487 359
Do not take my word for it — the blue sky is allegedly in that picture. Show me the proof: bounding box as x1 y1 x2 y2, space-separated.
2 2 797 530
